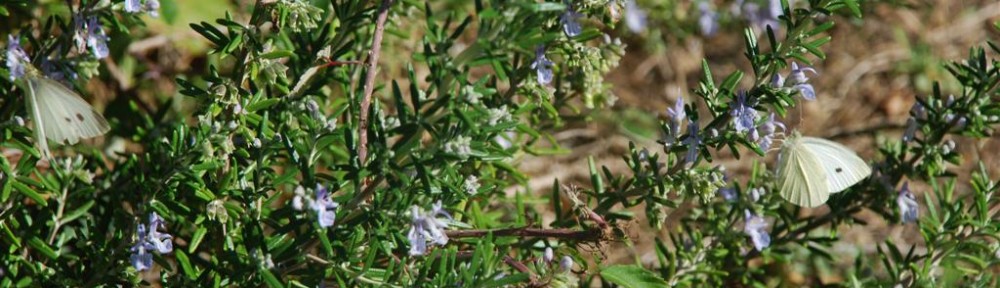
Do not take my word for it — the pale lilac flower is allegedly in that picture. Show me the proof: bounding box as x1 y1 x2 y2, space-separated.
6 35 30 81
757 113 785 150
683 122 701 165
718 187 737 202
130 212 173 271
730 91 758 133
663 97 686 146
145 0 160 17
903 103 926 142
624 0 647 33
897 182 918 223
698 2 719 37
125 0 142 13
902 117 917 142
638 148 650 161
530 46 554 85
559 256 574 272
746 0 782 31
770 73 785 88
543 247 554 263
310 185 339 228
147 213 173 254
126 0 160 17
408 201 453 256
743 210 770 251
764 0 783 29
74 16 110 59
560 7 583 37
788 62 817 100
130 224 153 271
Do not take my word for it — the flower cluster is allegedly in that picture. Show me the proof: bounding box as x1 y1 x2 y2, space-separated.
292 185 340 228
772 62 819 101
5 35 30 81
897 182 919 223
624 0 647 33
753 113 785 151
130 213 174 271
73 15 110 59
408 201 452 256
560 5 583 38
736 0 782 32
743 210 770 251
125 0 160 17
531 46 555 85
698 2 720 37
663 96 686 147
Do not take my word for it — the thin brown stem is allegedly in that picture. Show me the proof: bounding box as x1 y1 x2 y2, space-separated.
446 226 603 242
503 255 542 287
358 0 394 167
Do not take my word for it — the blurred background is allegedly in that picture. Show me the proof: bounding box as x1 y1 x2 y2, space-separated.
4 0 999 285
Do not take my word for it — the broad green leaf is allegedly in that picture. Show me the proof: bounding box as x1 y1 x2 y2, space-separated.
600 265 668 288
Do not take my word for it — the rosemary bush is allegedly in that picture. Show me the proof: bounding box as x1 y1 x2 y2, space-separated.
1 0 999 287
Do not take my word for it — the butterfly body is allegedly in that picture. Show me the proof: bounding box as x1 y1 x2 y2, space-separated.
776 132 872 207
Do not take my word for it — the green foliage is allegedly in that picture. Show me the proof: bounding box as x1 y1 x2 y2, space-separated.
1 0 999 287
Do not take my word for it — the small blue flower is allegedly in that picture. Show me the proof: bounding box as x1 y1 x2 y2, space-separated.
743 210 770 251
903 103 925 142
6 35 30 81
530 45 554 85
757 113 785 150
788 62 818 100
897 182 919 223
147 213 173 253
718 187 737 202
129 224 153 271
407 201 453 256
310 185 339 228
125 0 143 13
126 0 160 17
698 2 719 37
130 212 173 271
559 255 574 272
663 97 686 146
560 7 583 37
74 15 110 59
145 0 161 18
750 0 782 31
683 122 701 165
902 117 917 142
624 0 647 33
770 72 785 88
730 91 758 134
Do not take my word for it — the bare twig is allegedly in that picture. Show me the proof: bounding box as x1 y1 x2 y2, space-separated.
358 0 395 167
503 255 542 287
446 226 604 242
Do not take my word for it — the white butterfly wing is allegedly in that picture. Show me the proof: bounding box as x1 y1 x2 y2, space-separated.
777 139 829 207
28 77 110 158
800 137 872 193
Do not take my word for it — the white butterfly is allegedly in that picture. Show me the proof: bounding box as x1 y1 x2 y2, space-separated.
24 73 110 160
776 131 872 207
